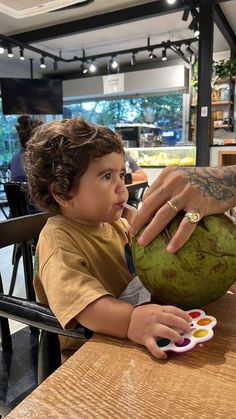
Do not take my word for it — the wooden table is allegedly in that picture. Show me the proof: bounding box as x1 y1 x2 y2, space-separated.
7 285 236 419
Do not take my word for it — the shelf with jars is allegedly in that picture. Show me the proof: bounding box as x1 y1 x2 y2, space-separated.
192 84 234 130
125 146 196 168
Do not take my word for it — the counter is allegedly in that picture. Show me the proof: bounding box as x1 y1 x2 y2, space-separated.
125 145 196 168
126 146 196 185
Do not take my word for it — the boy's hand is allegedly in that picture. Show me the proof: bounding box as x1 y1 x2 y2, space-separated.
127 304 192 359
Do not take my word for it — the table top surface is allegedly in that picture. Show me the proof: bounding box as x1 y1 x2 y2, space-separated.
7 284 236 419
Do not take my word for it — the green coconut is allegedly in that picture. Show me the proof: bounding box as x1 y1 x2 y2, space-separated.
132 213 236 309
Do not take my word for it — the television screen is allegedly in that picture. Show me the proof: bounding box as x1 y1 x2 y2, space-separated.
0 78 63 115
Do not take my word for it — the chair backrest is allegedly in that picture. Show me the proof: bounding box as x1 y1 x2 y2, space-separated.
0 212 51 300
0 213 90 414
3 181 39 217
0 212 51 249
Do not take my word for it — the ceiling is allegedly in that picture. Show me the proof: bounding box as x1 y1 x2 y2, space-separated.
0 0 236 79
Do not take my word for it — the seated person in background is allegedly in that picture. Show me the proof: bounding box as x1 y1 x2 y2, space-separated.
24 118 191 361
10 115 42 182
126 154 148 183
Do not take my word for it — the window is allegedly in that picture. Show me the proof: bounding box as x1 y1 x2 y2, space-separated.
64 93 184 143
0 92 184 169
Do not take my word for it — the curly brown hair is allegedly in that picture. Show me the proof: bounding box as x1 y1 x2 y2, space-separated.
24 118 124 212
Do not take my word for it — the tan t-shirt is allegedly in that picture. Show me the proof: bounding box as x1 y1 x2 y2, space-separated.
34 215 135 330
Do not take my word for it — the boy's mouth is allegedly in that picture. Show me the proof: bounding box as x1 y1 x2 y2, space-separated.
114 201 126 210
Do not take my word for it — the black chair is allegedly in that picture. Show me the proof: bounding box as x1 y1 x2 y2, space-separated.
127 182 149 209
3 182 39 296
0 213 92 416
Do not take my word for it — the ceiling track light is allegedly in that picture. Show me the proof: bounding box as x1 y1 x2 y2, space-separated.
194 23 200 38
89 62 97 72
0 32 197 73
110 57 119 69
19 48 25 60
80 49 88 74
149 50 157 60
53 60 58 71
166 0 176 4
182 5 190 21
188 16 197 31
162 48 167 61
40 56 46 69
186 45 194 56
80 62 88 74
7 45 13 57
130 52 136 66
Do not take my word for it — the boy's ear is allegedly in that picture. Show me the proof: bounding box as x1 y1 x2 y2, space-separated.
51 184 71 208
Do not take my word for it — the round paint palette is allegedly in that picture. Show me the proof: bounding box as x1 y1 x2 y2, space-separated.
157 309 217 354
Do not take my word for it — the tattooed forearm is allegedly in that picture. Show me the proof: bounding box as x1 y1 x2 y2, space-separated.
175 166 236 202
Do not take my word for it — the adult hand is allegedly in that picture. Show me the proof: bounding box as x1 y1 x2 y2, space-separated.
130 165 236 253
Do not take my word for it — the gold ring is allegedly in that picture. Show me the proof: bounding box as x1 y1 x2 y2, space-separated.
167 200 179 213
184 210 201 223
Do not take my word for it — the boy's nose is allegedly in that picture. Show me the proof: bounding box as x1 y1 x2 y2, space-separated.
116 178 127 193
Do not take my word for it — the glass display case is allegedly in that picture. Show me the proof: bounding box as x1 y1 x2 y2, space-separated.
125 146 196 167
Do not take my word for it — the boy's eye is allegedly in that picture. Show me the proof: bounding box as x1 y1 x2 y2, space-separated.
120 171 125 180
103 172 112 180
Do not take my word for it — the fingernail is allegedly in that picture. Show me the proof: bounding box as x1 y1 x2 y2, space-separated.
137 235 145 246
130 225 136 234
166 243 175 253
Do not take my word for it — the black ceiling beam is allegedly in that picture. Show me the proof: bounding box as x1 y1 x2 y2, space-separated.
8 1 232 46
10 0 186 44
214 4 236 56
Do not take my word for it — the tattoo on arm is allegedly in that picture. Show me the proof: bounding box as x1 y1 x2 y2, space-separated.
176 166 236 202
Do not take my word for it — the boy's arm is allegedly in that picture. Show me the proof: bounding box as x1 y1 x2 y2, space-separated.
76 295 191 359
76 296 134 338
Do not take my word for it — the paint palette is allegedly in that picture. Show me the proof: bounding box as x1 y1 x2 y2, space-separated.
157 309 217 354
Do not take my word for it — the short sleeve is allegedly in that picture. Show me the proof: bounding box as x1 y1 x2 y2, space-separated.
39 247 111 329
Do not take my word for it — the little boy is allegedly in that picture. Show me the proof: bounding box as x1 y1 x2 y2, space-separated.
24 118 191 361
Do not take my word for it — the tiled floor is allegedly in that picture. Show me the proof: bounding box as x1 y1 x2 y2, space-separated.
0 205 38 415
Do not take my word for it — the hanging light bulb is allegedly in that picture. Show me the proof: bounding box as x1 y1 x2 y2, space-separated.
19 48 25 60
40 56 46 68
167 0 176 4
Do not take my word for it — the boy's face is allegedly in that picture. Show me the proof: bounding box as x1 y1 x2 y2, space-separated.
61 152 129 226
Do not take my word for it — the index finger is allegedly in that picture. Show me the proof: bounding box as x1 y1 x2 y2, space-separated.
130 186 165 236
130 190 179 245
